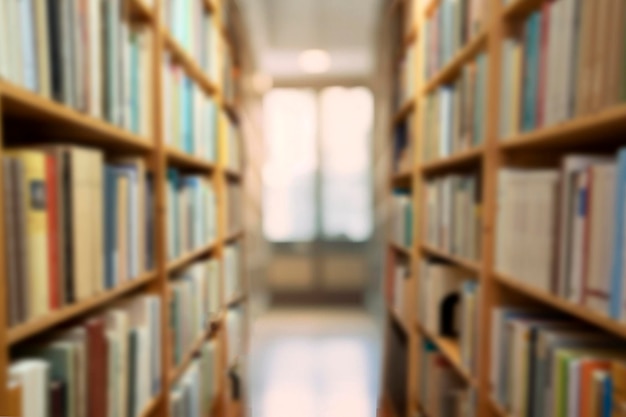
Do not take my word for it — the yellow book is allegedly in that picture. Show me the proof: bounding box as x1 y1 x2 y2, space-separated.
6 151 50 319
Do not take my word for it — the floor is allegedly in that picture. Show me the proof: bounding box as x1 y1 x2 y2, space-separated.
247 308 382 417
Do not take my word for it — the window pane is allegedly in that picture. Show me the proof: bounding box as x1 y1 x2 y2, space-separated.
262 89 318 242
320 87 374 241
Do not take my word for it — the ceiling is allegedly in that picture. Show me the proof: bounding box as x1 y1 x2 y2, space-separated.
238 0 383 81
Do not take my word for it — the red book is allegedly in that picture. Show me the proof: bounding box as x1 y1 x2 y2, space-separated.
86 319 108 417
46 155 59 310
536 0 551 127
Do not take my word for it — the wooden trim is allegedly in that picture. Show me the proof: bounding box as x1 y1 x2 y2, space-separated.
420 243 481 273
167 242 220 272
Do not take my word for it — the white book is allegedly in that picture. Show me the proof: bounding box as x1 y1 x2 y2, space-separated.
567 359 581 417
19 0 38 91
10 360 49 417
88 0 102 117
70 0 83 109
106 309 129 417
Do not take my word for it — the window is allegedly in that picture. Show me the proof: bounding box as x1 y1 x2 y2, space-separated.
262 87 373 243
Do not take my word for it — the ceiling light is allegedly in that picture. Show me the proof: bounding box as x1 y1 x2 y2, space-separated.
298 49 331 74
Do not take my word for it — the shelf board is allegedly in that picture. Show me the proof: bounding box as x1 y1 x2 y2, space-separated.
0 82 153 152
169 324 219 384
388 305 410 335
162 29 218 96
502 0 544 19
405 26 417 47
166 147 217 172
226 292 247 308
167 242 219 272
129 0 155 22
8 272 157 345
494 272 626 340
391 169 413 188
421 146 484 175
420 244 481 273
203 0 217 13
225 168 242 182
416 321 476 385
389 241 413 258
423 30 488 94
498 104 626 151
424 0 442 17
139 394 162 417
392 98 416 126
487 397 510 417
224 230 245 244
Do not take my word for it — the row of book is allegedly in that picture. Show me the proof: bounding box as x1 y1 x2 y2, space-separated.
224 244 242 303
0 0 154 136
423 0 487 80
418 260 479 373
499 0 626 137
162 0 221 82
162 58 219 160
170 339 220 417
166 169 217 261
424 173 481 261
420 341 476 417
393 119 414 174
490 307 626 417
169 259 221 366
495 150 626 320
422 54 487 161
2 147 155 326
391 193 413 248
9 294 161 417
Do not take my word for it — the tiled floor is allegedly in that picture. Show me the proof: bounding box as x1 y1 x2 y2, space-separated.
247 309 382 417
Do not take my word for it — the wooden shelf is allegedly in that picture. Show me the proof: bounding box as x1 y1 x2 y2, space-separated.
391 170 413 188
392 98 416 126
0 82 153 152
498 104 626 151
224 230 245 244
166 147 217 172
420 244 481 273
424 0 442 17
139 394 163 417
420 146 484 175
203 0 217 13
8 272 157 345
423 30 488 94
388 306 410 335
389 241 413 258
226 292 247 308
167 242 219 272
494 272 626 340
225 168 243 182
405 26 417 47
487 397 510 417
416 322 476 385
129 0 155 21
169 325 218 384
502 0 544 19
162 29 218 96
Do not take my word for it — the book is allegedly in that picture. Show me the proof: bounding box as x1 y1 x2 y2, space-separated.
391 192 413 248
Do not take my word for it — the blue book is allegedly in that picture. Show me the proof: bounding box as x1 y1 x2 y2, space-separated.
104 167 119 289
167 169 180 258
440 86 453 157
610 149 626 319
522 11 541 131
602 375 612 417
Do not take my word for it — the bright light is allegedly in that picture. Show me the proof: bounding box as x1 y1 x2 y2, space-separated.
298 49 331 74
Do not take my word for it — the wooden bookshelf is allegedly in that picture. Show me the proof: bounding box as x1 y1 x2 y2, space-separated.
421 146 484 175
420 244 481 273
0 0 250 415
392 98 416 126
389 241 413 258
391 169 413 187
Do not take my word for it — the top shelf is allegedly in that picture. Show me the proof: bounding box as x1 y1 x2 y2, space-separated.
0 82 153 152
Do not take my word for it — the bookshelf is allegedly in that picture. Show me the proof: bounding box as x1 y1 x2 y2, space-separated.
0 0 250 416
381 0 626 416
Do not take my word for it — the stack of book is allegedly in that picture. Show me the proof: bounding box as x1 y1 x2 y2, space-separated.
499 0 626 137
162 57 219 160
418 260 478 372
0 0 154 135
496 150 626 320
490 307 626 417
422 54 488 161
226 306 245 366
392 193 413 248
393 119 414 174
169 259 221 366
162 0 221 80
420 341 476 417
9 294 161 417
170 339 220 417
224 244 242 303
166 169 217 260
2 148 154 326
424 173 481 260
423 0 487 79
